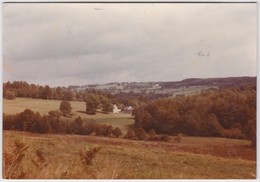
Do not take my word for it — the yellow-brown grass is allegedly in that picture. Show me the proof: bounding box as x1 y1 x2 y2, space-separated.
3 131 256 179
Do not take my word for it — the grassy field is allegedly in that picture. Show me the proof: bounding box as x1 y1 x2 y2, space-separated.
3 98 134 133
3 98 256 179
3 131 256 179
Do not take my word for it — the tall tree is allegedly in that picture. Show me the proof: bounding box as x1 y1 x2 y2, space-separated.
59 100 72 117
85 94 99 115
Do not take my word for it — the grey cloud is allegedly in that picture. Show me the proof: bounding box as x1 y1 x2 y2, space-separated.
3 3 257 87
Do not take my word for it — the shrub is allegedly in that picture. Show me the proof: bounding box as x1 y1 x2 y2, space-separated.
4 90 16 100
79 146 101 166
48 110 62 118
3 114 16 130
95 124 114 136
70 117 87 135
135 128 149 140
59 101 72 117
112 127 122 138
31 117 50 134
3 140 29 179
124 129 136 140
84 121 97 135
31 149 48 171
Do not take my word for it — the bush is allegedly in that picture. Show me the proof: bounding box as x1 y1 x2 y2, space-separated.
3 140 29 179
124 129 136 140
4 90 16 100
31 116 50 134
112 127 122 138
48 110 62 118
3 114 16 130
59 101 72 117
135 128 149 140
95 124 114 136
79 146 101 166
3 141 49 179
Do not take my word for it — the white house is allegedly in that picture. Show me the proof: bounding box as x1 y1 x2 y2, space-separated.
113 104 121 114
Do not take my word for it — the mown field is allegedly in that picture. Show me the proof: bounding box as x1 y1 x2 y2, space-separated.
3 98 134 133
3 131 256 179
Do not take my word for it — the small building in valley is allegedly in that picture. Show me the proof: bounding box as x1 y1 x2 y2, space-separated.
113 104 121 114
122 106 134 114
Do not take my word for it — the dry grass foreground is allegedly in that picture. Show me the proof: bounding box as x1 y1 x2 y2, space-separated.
3 131 256 179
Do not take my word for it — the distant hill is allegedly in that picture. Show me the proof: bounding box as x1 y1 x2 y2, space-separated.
70 76 256 92
160 76 256 89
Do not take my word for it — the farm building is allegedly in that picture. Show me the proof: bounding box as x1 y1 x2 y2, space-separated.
113 104 121 114
122 106 134 114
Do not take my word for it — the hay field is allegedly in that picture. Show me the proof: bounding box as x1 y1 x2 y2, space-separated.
3 131 256 179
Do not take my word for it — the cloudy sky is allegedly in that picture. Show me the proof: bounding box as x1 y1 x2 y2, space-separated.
3 3 257 87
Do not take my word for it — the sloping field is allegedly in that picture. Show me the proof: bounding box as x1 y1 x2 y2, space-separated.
3 98 134 133
3 131 256 179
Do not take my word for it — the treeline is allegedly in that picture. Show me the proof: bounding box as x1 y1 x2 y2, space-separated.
161 76 256 89
133 87 256 145
3 109 122 137
3 81 169 110
3 81 75 100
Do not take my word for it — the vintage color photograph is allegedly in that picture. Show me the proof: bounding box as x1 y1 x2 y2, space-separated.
2 3 257 179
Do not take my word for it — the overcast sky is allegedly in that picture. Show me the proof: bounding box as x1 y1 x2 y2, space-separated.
3 3 257 87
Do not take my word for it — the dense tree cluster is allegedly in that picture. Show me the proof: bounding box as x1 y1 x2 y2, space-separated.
84 92 114 114
3 109 122 137
133 88 256 145
3 81 75 101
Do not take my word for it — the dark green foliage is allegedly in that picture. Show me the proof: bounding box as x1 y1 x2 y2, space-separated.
95 124 114 136
112 127 122 137
3 110 115 137
42 85 52 100
70 117 87 135
3 114 16 130
59 101 72 117
100 97 113 113
134 128 149 140
124 129 136 140
85 94 99 115
63 90 74 101
31 116 50 134
48 110 61 118
4 90 16 100
133 88 256 142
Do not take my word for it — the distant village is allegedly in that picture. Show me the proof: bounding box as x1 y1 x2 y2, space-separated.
71 82 219 98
